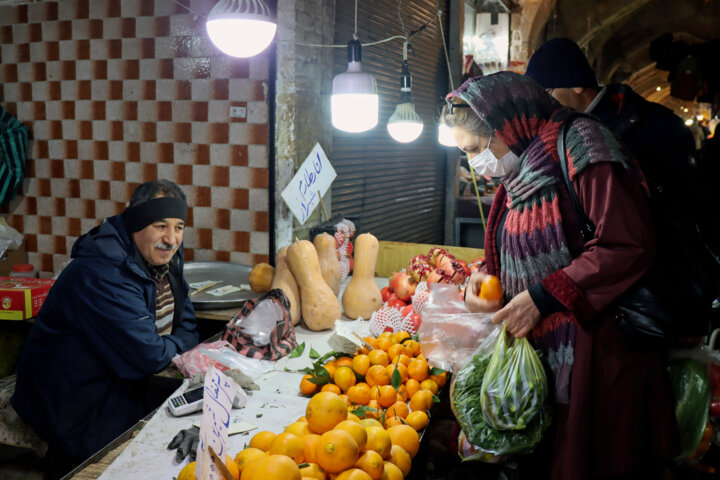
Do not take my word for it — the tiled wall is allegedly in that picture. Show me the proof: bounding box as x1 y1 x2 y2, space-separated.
0 0 271 277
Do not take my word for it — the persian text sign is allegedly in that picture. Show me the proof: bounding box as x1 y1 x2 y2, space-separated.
195 366 239 480
281 143 336 224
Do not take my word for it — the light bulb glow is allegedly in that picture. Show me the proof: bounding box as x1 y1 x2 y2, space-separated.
438 123 457 147
206 18 276 57
387 103 423 143
331 94 379 133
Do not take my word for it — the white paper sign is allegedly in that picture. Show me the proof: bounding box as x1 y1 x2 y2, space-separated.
280 143 337 224
195 366 239 480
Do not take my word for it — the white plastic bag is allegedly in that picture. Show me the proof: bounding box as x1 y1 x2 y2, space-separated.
238 298 285 346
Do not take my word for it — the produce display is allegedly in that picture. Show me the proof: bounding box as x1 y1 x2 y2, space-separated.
341 233 384 320
314 232 343 296
247 262 274 293
270 246 301 325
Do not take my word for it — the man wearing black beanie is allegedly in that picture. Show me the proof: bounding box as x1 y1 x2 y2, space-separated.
12 179 199 479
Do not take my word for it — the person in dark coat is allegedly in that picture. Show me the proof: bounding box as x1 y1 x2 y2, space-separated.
11 179 199 479
441 72 678 479
525 37 713 339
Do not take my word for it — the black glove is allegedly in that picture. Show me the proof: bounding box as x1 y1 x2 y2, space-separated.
167 425 200 462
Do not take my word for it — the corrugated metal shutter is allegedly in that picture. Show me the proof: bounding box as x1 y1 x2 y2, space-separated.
331 0 450 243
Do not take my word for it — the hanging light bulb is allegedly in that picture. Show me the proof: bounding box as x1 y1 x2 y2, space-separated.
206 0 277 58
438 123 457 147
387 43 423 143
331 38 379 133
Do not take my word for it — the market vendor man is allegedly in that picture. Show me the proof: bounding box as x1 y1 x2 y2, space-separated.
11 179 199 479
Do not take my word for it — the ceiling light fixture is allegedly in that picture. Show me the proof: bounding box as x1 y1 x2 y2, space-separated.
387 41 423 143
206 0 277 58
331 37 378 132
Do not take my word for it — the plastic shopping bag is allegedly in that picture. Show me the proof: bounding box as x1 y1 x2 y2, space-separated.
450 325 552 458
417 283 498 372
480 324 548 430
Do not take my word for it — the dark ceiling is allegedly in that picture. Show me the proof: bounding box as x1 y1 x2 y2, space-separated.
536 0 720 114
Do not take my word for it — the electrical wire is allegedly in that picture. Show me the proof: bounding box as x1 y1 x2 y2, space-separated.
169 0 206 17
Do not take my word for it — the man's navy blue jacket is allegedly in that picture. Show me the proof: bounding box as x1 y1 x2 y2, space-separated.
11 213 199 461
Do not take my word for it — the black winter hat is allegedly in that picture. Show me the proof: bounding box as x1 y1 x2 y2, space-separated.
525 37 599 89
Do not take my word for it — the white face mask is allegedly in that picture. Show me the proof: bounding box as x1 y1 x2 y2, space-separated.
467 134 522 177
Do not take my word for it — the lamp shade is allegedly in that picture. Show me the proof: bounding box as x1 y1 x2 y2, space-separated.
438 123 457 147
331 40 378 133
206 0 277 58
387 103 423 143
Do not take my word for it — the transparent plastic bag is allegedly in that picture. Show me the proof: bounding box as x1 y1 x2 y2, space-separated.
480 324 547 430
417 283 498 372
450 326 552 458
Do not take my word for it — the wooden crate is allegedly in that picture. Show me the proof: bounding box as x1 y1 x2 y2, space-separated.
375 241 484 278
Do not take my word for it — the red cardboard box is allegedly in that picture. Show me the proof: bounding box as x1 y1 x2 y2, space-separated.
0 277 54 320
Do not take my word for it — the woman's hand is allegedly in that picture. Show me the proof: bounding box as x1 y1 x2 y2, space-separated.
465 272 504 313
492 290 541 338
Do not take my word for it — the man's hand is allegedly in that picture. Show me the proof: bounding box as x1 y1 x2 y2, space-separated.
465 272 503 313
492 290 541 338
167 425 199 462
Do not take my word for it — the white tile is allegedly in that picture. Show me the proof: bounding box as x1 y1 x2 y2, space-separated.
248 188 269 211
228 166 250 188
250 231 270 255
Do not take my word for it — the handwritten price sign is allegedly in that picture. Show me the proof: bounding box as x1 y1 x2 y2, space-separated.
195 366 239 480
281 143 337 225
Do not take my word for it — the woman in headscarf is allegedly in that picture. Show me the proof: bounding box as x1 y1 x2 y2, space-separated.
441 72 677 479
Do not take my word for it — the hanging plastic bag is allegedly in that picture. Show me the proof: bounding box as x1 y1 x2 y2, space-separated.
480 324 548 430
450 325 552 458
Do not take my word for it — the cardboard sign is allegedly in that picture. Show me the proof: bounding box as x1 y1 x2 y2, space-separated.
280 143 336 224
195 366 239 480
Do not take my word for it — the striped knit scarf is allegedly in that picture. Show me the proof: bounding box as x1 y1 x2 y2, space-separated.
452 72 631 403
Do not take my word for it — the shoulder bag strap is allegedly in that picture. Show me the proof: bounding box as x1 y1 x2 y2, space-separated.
557 112 596 242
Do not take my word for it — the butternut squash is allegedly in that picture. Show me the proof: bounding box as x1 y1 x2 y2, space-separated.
286 240 341 331
341 233 382 320
313 232 342 296
270 246 301 325
248 262 274 293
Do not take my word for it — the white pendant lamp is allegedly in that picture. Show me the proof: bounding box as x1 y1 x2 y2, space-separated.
331 38 379 133
206 0 277 58
438 123 457 147
387 44 423 143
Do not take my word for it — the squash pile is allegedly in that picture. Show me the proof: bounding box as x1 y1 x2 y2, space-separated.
247 232 383 331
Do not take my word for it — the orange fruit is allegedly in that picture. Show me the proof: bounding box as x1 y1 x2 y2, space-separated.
395 385 409 402
352 354 371 376
386 343 407 362
429 370 447 388
380 461 404 480
334 366 358 393
387 445 412 477
364 399 381 419
376 385 398 408
347 412 362 423
316 429 360 474
365 365 391 387
364 426 392 458
375 336 393 352
359 418 383 429
404 410 429 431
335 356 354 368
479 274 503 301
323 363 337 380
368 349 389 367
385 363 408 384
246 454 301 480
299 462 327 480
383 415 404 428
363 337 378 349
300 374 319 396
339 394 351 407
419 378 439 395
177 461 196 480
249 430 277 451
336 468 373 480
355 449 384 480
297 416 307 422
393 330 411 344
385 401 409 419
306 392 348 434
347 383 371 405
386 424 420 458
224 456 240 480
269 432 305 464
302 433 322 464
321 383 342 395
395 353 411 366
240 456 263 480
407 358 429 382
285 421 312 437
409 389 433 413
335 419 368 451
403 340 421 357
404 379 420 399
234 448 267 473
